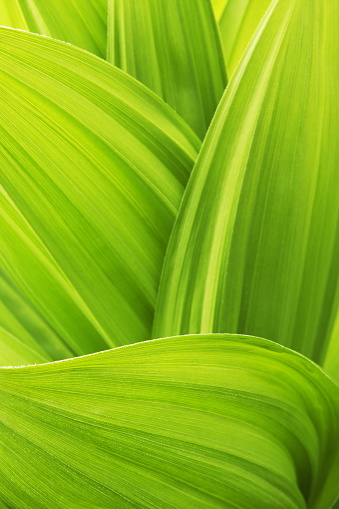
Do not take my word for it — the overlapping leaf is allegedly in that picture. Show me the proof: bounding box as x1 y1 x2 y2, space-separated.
211 0 229 22
107 0 227 138
0 28 200 364
1 333 338 508
0 3 337 508
0 0 107 57
217 0 272 75
153 0 339 367
0 270 73 364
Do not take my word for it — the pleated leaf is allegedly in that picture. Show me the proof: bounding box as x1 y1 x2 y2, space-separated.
0 28 200 364
1 334 339 508
153 0 339 367
0 0 107 58
107 0 227 138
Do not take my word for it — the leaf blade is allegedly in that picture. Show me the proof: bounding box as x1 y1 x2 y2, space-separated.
0 333 338 508
152 0 339 367
107 0 227 138
0 28 200 363
0 0 107 57
218 0 272 75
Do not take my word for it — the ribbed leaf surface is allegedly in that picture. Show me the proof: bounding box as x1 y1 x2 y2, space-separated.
107 0 227 138
0 28 200 363
153 0 339 367
217 0 272 75
1 334 338 508
0 0 107 57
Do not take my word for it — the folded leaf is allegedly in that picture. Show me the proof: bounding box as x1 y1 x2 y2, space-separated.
0 0 107 57
0 28 200 363
152 0 339 367
107 0 227 138
1 333 338 508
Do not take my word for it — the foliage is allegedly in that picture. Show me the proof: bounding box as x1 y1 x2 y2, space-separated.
0 0 338 507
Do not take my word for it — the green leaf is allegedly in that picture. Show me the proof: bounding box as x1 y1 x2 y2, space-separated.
218 0 272 75
152 0 339 367
0 0 107 57
0 328 48 366
0 27 200 364
107 0 227 138
0 271 71 364
1 334 338 508
211 0 229 22
323 305 339 383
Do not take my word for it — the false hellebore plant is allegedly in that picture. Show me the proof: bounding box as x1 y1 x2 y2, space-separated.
0 0 338 508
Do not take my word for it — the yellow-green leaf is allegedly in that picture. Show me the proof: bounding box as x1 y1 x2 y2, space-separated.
0 28 200 364
0 272 71 364
323 305 339 383
211 0 229 22
107 0 227 138
217 0 272 75
153 0 339 368
0 0 107 57
1 334 338 508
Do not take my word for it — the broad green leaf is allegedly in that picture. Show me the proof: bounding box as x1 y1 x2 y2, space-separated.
218 0 272 75
0 28 200 364
153 0 339 367
0 0 107 58
0 334 338 508
107 0 227 138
